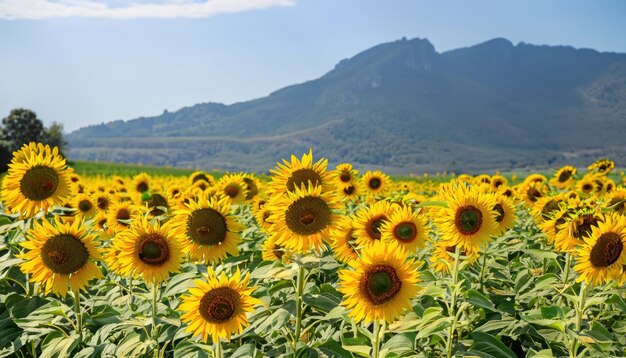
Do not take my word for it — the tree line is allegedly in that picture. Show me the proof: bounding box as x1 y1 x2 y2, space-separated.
0 109 67 172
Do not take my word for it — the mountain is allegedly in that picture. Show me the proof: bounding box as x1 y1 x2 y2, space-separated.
67 37 626 173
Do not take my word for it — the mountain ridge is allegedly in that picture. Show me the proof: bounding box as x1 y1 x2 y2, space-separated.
67 37 626 173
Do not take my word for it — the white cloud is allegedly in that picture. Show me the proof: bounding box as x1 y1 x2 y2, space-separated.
0 0 296 20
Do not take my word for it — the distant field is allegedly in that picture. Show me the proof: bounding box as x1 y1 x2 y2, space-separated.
70 160 199 177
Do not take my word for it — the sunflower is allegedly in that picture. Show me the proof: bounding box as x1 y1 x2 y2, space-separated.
430 242 480 275
106 201 141 234
490 175 508 191
531 196 563 224
268 184 340 253
550 165 577 189
516 180 549 205
334 163 359 188
336 179 362 202
577 175 597 196
189 171 216 187
330 216 360 264
523 174 547 185
242 174 261 200
433 182 498 253
353 201 397 247
1 142 71 218
361 170 391 198
94 193 113 213
539 207 574 245
554 209 602 253
178 268 262 341
112 217 183 283
338 240 422 324
132 173 151 194
143 192 170 218
588 159 615 175
605 188 626 215
261 236 292 263
574 213 626 286
171 196 243 264
72 193 97 219
269 149 334 195
217 174 249 204
491 193 517 234
18 217 103 297
252 198 273 231
380 206 427 252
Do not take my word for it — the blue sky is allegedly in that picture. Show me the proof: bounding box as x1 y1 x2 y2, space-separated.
0 0 625 131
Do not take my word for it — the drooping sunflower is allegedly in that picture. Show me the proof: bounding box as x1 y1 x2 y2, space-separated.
539 207 574 245
1 142 71 218
380 206 427 252
106 201 141 234
261 235 292 263
353 200 397 247
574 213 626 286
268 184 341 253
550 165 577 189
178 268 262 341
252 197 273 231
217 174 249 204
241 174 261 200
333 163 359 188
531 196 564 224
269 149 335 195
588 159 615 175
112 217 183 283
433 182 498 252
338 240 422 324
19 217 103 297
143 191 170 218
605 188 626 215
72 193 97 219
189 171 216 187
490 175 508 191
516 180 549 205
491 193 517 235
554 209 602 253
361 170 391 198
330 216 360 264
171 196 243 264
132 173 151 194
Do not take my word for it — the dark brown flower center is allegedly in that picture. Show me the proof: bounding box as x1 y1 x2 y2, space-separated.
360 265 402 305
455 206 483 235
582 183 593 193
573 214 599 239
541 200 561 220
116 208 131 226
286 169 322 192
224 184 240 198
368 178 381 190
284 196 330 235
199 287 240 323
243 177 259 199
343 186 355 195
366 216 388 240
558 170 572 183
526 187 542 202
78 199 93 213
192 173 210 184
609 198 626 214
19 165 60 201
590 232 623 268
41 234 89 274
136 182 149 193
187 208 228 245
136 234 169 265
394 222 417 242
340 172 352 182
147 194 168 216
97 197 110 211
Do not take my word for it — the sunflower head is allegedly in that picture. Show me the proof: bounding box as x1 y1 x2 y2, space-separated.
1 142 71 218
268 184 340 253
380 206 427 252
269 149 334 194
330 216 360 264
362 170 391 198
132 173 151 194
353 200 397 247
19 216 103 297
217 174 249 204
178 268 262 341
338 240 422 324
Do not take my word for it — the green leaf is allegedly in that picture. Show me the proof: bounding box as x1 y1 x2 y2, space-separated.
607 294 626 313
582 321 613 352
522 249 558 260
466 289 496 311
230 343 256 358
467 332 517 358
302 284 342 313
162 272 196 298
116 332 149 357
317 340 352 358
253 308 291 334
380 332 415 356
40 331 80 358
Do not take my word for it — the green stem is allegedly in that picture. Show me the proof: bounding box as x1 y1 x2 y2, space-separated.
294 264 306 347
152 281 159 358
129 278 134 308
446 247 462 358
351 318 358 338
558 254 572 306
215 337 222 358
372 320 382 358
73 288 82 339
569 282 588 358
478 249 488 292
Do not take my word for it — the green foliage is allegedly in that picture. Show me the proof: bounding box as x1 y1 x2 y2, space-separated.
42 122 68 157
1 108 44 152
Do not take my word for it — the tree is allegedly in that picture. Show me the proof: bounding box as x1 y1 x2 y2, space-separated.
42 121 68 156
1 108 44 152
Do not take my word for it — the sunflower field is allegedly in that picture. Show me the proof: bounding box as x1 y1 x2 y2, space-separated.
1 142 626 358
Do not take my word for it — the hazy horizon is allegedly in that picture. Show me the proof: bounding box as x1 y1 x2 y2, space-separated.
1 0 625 131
